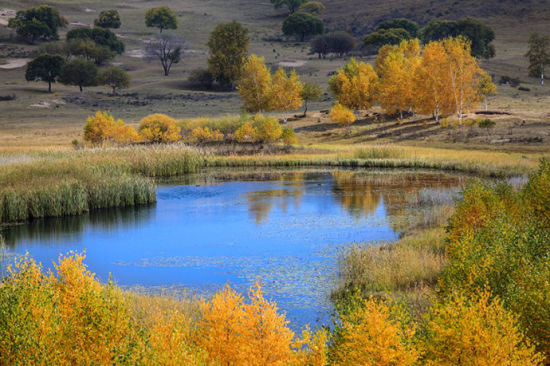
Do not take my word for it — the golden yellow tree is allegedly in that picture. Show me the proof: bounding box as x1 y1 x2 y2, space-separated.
197 284 294 366
270 67 303 122
422 292 544 366
139 113 181 143
329 58 378 112
478 71 497 111
376 39 421 119
414 40 455 123
329 103 356 134
330 297 420 366
443 37 483 124
237 54 272 113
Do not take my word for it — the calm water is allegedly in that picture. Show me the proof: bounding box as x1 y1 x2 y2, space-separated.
1 168 466 328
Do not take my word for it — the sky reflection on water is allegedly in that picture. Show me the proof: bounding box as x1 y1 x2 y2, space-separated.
0 168 465 328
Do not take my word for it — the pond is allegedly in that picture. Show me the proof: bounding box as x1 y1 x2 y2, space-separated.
0 168 467 329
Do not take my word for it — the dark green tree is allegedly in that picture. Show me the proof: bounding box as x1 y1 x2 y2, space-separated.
60 58 98 92
207 21 249 88
145 7 177 33
363 28 410 52
66 39 114 65
66 27 124 55
8 5 68 44
270 0 307 13
282 12 324 41
376 18 419 37
420 18 495 59
25 54 65 92
99 66 130 95
525 33 550 86
94 10 121 29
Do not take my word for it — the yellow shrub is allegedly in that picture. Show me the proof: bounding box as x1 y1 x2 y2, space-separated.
329 103 355 134
330 297 419 366
422 292 543 366
83 111 139 145
440 118 450 128
198 284 294 366
234 122 257 142
189 127 224 143
292 327 328 366
252 114 283 143
139 113 181 143
282 127 298 145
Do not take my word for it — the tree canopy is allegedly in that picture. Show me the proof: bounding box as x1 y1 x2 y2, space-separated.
420 18 495 59
525 33 550 86
25 54 65 92
98 66 130 95
66 27 124 55
207 21 249 88
94 10 121 29
60 58 98 92
363 28 411 52
145 7 177 33
297 1 325 15
8 5 68 44
282 12 324 41
376 18 418 37
311 31 355 58
270 0 307 14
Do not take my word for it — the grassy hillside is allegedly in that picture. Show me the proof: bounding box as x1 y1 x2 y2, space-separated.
0 0 550 150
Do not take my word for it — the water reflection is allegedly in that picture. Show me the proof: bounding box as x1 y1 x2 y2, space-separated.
1 168 467 329
1 204 156 248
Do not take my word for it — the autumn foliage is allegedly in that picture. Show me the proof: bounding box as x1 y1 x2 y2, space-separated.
138 113 182 143
83 111 139 145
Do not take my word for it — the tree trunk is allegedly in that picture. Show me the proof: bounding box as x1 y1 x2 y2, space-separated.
484 95 488 111
541 65 545 86
112 86 117 96
303 100 308 117
79 85 83 92
48 81 52 93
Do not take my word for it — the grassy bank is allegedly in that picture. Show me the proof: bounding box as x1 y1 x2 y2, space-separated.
0 142 543 224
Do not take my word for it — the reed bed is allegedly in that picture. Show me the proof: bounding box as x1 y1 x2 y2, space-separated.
0 145 205 223
0 142 538 224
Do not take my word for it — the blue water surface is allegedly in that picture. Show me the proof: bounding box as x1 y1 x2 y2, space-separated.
0 169 464 328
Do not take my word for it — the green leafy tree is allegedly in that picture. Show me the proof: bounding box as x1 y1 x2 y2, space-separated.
270 0 306 14
282 12 324 41
363 28 410 52
297 1 325 15
146 33 184 76
66 27 124 55
207 21 249 88
311 31 355 58
300 82 322 116
94 10 121 29
66 39 114 65
525 33 550 86
420 18 495 59
25 54 65 92
60 58 98 92
145 6 177 33
8 5 68 44
99 66 130 95
376 18 419 37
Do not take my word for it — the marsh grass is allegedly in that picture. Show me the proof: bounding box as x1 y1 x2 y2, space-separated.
0 145 205 223
332 228 447 301
0 141 536 224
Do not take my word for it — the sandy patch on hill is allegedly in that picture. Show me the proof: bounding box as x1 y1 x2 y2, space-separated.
0 9 15 26
0 58 29 69
278 60 307 67
128 49 146 58
29 99 66 109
